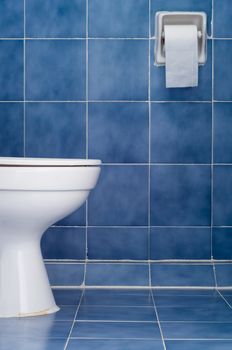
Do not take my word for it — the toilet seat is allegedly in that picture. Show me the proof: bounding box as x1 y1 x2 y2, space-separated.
0 157 101 167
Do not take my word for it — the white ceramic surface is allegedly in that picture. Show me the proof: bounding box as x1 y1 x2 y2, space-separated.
0 157 101 317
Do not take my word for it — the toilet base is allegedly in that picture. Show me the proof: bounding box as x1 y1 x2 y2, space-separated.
1 305 60 318
0 231 59 318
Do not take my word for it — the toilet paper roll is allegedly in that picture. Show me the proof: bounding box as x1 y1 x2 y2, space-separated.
164 24 198 88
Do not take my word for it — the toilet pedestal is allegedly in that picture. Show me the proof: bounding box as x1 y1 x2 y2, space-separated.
0 232 59 317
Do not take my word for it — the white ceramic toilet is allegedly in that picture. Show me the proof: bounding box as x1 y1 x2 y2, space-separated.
0 157 101 317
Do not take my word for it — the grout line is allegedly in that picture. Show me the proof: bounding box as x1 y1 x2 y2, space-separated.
52 285 228 290
64 289 85 350
211 0 218 289
44 259 232 264
23 0 26 157
151 291 167 350
148 0 152 289
83 0 89 288
217 290 232 310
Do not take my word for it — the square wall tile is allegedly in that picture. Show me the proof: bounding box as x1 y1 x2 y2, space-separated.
89 102 149 163
88 165 148 226
25 103 86 158
151 264 215 287
41 227 86 260
151 165 211 226
46 263 84 286
88 227 148 260
151 103 212 163
26 0 86 38
151 0 212 36
151 40 212 101
213 228 232 260
214 166 232 226
89 40 148 100
214 0 232 38
86 263 149 286
26 40 86 101
0 0 23 37
150 227 211 260
214 103 232 163
0 41 23 100
89 0 149 38
0 103 23 156
215 41 232 101
215 264 232 287
56 204 86 226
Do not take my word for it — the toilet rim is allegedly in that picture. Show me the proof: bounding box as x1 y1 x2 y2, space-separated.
0 157 101 167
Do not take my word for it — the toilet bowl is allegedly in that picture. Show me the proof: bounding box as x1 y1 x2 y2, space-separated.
0 157 101 317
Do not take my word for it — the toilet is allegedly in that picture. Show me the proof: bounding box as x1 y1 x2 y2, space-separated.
0 157 101 317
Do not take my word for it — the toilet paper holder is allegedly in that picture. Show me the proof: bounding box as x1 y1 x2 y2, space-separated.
155 12 207 66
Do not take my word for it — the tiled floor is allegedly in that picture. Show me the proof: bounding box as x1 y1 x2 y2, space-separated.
2 289 232 349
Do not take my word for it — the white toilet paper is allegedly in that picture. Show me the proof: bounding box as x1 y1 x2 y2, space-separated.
164 24 198 88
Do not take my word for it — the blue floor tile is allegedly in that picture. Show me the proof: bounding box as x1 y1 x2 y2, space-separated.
0 319 72 338
42 305 77 321
67 339 164 350
153 289 218 296
162 322 232 339
154 295 226 307
0 338 66 350
53 289 82 305
157 305 232 322
71 321 161 339
76 306 157 321
166 340 232 350
81 290 154 306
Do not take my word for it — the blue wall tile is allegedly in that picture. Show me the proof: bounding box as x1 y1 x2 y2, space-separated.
0 41 23 100
89 40 148 100
56 205 86 226
26 40 86 101
151 166 211 226
41 227 86 259
89 102 149 163
86 263 149 286
151 264 215 287
89 0 149 38
151 227 211 260
151 103 212 163
151 0 212 36
25 103 86 158
215 264 232 287
88 227 148 260
214 0 232 38
0 1 23 38
214 41 232 101
214 166 232 226
88 165 148 226
214 103 232 163
46 263 85 286
0 103 23 156
151 40 212 101
26 0 86 38
213 228 232 260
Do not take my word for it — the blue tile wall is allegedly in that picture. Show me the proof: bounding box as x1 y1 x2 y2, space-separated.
151 166 211 226
25 103 86 158
2 0 232 287
88 102 149 163
89 40 148 100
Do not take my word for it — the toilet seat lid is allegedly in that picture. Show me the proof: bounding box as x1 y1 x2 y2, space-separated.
0 157 101 167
